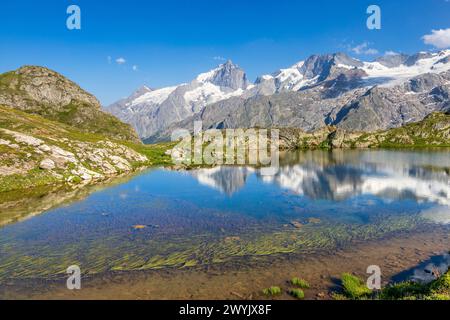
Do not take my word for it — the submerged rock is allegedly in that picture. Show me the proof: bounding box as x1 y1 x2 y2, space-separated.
290 221 303 229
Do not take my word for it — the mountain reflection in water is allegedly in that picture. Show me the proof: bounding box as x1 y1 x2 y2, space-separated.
191 150 450 221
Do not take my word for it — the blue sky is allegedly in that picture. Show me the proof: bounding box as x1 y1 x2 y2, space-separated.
0 0 449 105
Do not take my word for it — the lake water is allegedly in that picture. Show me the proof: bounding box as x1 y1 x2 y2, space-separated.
0 149 449 283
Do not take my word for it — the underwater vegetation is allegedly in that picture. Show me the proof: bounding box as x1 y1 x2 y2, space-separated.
262 276 310 299
0 211 428 281
0 211 431 281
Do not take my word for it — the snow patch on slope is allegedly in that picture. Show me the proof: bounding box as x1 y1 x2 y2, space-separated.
128 85 180 107
196 67 221 83
184 82 244 107
362 50 450 87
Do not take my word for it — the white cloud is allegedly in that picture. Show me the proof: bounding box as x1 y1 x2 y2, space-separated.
116 57 126 65
351 42 379 55
385 50 398 56
132 65 138 71
423 28 450 49
364 48 379 55
213 56 226 61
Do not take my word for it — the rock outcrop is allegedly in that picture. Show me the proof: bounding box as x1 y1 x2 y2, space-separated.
0 105 152 192
0 66 141 143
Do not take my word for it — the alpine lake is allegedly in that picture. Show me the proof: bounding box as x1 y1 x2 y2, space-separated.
1 149 449 299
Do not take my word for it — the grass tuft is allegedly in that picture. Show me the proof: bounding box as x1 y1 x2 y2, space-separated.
341 273 372 299
289 288 305 299
262 286 282 297
290 277 310 289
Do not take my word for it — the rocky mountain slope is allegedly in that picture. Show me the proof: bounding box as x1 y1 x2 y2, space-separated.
166 111 450 168
0 67 174 194
111 50 450 143
0 105 164 193
277 111 450 150
105 60 250 139
0 66 141 143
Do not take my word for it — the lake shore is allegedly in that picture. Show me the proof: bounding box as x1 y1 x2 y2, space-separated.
1 226 448 300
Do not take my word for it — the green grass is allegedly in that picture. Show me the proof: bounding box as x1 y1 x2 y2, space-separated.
338 269 450 300
380 281 427 300
124 140 175 167
341 273 372 299
290 277 310 289
0 169 60 193
289 288 305 299
262 286 282 297
382 270 450 300
430 270 450 294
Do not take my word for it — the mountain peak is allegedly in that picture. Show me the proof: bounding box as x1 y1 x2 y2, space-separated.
222 59 235 67
16 65 59 75
196 61 249 90
299 52 363 81
133 85 152 97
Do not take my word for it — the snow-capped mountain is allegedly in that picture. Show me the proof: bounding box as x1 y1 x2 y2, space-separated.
249 53 365 95
361 50 450 87
105 60 250 139
107 50 450 141
250 50 450 95
149 50 450 142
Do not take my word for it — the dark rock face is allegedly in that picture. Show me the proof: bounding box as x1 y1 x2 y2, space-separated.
431 86 450 102
406 73 444 93
300 52 364 81
210 60 249 90
436 56 450 65
376 53 409 68
404 52 434 66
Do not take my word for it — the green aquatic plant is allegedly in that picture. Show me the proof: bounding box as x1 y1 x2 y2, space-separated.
290 277 310 289
341 273 372 299
262 286 282 297
0 212 427 282
289 288 305 299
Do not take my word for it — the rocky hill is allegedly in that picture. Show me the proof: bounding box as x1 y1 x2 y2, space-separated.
0 105 156 193
0 66 175 194
0 66 141 143
277 111 450 150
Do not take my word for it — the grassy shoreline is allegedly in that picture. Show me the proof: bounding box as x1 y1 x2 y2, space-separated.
335 268 450 300
0 104 176 196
